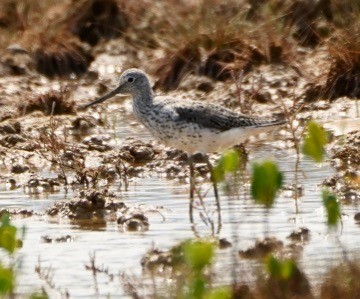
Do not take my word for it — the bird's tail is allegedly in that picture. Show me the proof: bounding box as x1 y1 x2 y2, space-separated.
253 116 286 128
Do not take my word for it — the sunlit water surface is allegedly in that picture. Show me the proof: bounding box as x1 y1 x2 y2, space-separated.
0 114 359 298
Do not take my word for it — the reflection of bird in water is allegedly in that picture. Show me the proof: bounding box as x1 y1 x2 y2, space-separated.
85 68 285 221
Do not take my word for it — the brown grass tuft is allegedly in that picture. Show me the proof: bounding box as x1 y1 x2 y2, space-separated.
256 263 313 299
18 88 76 116
0 0 129 78
68 0 129 46
320 260 360 299
147 1 296 91
283 0 332 46
153 44 202 91
324 30 360 99
30 33 94 78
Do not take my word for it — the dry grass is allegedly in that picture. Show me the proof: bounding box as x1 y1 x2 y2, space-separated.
122 255 360 299
68 0 129 45
324 28 360 99
1 0 359 84
0 0 129 78
30 33 94 78
255 265 313 299
124 0 297 91
330 0 360 28
1 0 360 84
320 259 360 299
305 20 360 101
17 88 76 116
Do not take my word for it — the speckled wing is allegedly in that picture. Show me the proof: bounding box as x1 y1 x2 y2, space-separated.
175 104 284 132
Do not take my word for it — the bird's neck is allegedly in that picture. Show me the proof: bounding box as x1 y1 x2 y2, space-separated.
132 87 154 118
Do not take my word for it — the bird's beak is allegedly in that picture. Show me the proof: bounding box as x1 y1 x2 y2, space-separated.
83 85 122 109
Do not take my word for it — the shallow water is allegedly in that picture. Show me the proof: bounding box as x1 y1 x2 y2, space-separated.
1 115 359 298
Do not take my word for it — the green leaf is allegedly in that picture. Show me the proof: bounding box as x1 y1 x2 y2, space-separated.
29 288 49 299
322 190 341 227
191 277 206 299
0 215 17 254
251 161 283 208
280 260 296 280
302 121 328 163
183 240 214 271
204 287 232 299
0 266 14 295
266 255 296 280
214 149 241 182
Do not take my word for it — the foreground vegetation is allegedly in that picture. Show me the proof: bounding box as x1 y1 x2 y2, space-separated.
0 0 359 298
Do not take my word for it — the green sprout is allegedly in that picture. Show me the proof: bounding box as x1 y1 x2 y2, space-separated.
322 190 341 227
214 149 241 183
266 255 296 280
302 121 329 163
251 161 283 208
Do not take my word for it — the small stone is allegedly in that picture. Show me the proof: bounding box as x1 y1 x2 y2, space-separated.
253 91 272 103
239 237 283 259
0 124 17 134
11 164 29 174
117 213 149 232
7 178 17 189
287 227 310 242
354 213 360 222
41 235 74 243
27 178 40 187
197 81 214 93
130 145 155 162
1 134 26 146
71 117 97 131
219 238 232 249
85 70 99 81
233 284 253 299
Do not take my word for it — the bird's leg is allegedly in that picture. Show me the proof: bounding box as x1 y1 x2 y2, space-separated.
189 155 195 200
188 155 196 230
205 155 222 234
205 155 219 201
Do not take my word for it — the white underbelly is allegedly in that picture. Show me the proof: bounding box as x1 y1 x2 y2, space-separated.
156 126 275 155
141 117 280 155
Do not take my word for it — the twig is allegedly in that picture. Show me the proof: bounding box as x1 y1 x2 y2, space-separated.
85 252 114 297
35 257 69 298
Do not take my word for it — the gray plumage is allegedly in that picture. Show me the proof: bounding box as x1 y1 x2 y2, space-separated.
175 104 284 131
85 68 285 155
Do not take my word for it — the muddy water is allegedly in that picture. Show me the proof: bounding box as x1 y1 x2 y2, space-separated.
1 115 359 298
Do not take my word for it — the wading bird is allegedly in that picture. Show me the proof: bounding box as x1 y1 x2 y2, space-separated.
84 68 285 227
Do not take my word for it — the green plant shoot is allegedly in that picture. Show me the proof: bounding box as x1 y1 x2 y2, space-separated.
0 214 17 254
213 149 240 182
0 266 14 294
251 161 283 208
181 240 216 299
266 255 296 280
302 121 329 162
0 214 20 295
183 240 214 272
322 190 341 227
204 286 232 299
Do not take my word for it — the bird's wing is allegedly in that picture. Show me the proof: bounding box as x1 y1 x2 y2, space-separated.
174 103 284 132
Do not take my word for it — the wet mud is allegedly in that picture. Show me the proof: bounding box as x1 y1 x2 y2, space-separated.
0 0 359 297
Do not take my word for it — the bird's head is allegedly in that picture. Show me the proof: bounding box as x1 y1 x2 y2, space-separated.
84 68 151 108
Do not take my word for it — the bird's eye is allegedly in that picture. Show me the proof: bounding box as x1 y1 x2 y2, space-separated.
127 77 135 83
